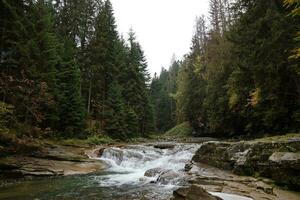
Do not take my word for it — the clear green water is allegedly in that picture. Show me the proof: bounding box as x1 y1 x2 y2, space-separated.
0 173 174 200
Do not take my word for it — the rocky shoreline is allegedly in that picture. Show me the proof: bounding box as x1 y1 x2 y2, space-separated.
170 135 300 200
192 138 300 189
0 144 105 180
0 136 300 200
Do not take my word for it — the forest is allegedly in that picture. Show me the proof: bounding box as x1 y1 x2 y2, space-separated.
0 1 300 199
151 0 300 137
0 0 300 142
0 0 153 141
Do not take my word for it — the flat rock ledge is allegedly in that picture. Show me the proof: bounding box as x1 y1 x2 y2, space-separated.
0 145 105 179
192 138 300 188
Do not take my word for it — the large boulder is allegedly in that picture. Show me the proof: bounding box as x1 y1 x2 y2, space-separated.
171 185 222 200
157 170 178 184
144 167 164 177
268 152 300 187
192 139 300 188
157 169 186 185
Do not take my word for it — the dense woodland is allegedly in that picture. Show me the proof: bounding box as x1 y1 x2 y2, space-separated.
0 0 153 140
0 0 299 141
151 0 300 137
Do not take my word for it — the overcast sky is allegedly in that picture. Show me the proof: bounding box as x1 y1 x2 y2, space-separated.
110 0 210 76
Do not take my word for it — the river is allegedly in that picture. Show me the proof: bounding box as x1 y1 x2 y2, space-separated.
0 143 252 200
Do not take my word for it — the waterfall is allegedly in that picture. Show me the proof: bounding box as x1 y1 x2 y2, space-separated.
96 143 198 187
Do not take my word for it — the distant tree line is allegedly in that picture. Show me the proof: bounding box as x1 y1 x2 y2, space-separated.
151 0 300 136
0 0 153 139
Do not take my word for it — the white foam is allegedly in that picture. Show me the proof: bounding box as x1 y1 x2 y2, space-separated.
96 144 198 186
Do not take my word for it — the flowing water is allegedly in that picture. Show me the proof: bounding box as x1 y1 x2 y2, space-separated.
0 143 252 200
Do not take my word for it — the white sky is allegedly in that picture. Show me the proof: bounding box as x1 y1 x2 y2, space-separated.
110 0 210 76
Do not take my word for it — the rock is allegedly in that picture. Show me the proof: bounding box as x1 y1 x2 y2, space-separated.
101 148 124 165
85 147 106 159
269 152 300 166
192 140 300 188
0 148 105 179
171 185 222 200
153 143 175 149
184 161 193 172
144 167 164 177
94 147 106 157
253 181 273 194
34 146 87 162
192 141 233 170
157 169 187 185
288 137 300 142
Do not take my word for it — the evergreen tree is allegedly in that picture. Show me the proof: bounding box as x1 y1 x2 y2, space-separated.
1 0 60 129
103 82 127 140
57 39 84 136
125 30 153 136
227 0 300 134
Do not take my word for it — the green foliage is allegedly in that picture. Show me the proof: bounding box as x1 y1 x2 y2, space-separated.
173 0 300 137
0 102 13 133
284 0 300 59
57 39 85 136
164 122 193 138
124 106 139 138
227 0 300 134
0 0 154 140
87 134 114 145
103 82 127 140
150 58 180 132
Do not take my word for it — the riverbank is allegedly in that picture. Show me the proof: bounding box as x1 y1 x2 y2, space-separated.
0 133 299 200
192 134 300 189
169 133 300 200
0 143 106 182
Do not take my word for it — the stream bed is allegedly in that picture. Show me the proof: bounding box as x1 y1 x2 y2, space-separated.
0 143 252 200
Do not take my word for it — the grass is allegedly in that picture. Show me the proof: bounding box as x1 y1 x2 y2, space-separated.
163 122 192 138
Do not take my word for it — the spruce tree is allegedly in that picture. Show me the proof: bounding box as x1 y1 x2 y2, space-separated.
57 39 84 136
103 82 127 140
227 0 300 134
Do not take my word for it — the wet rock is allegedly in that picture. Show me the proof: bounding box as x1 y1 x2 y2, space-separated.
94 147 106 157
157 170 187 185
192 140 300 188
153 143 175 149
184 161 194 172
144 167 164 177
85 147 106 159
171 184 222 200
101 148 124 165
